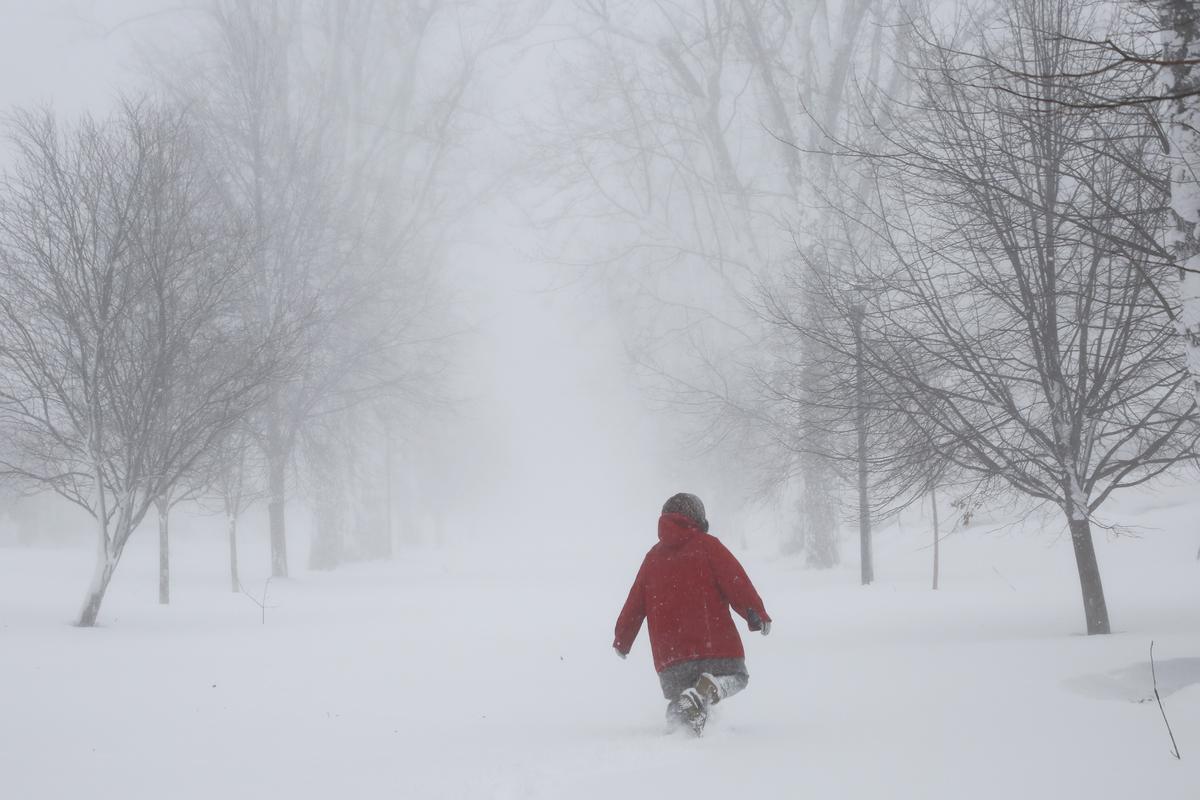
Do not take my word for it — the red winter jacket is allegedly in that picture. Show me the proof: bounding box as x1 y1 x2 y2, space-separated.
613 513 771 672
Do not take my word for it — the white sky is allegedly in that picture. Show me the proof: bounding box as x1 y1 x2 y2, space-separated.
0 2 151 114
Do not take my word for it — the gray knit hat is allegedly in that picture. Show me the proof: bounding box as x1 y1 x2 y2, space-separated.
661 492 709 532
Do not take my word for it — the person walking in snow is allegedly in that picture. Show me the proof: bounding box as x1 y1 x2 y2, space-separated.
613 493 771 735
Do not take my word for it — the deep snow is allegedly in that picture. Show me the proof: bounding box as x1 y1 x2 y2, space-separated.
2 489 1199 799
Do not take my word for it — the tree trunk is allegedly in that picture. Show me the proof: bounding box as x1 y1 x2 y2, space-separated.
383 420 394 559
931 486 940 591
228 512 240 593
735 0 803 192
79 461 116 627
1067 515 1110 635
798 275 840 568
78 560 116 627
266 447 288 578
157 500 170 605
799 459 840 567
309 480 343 571
854 306 873 585
78 535 119 627
785 490 807 555
1162 1 1200 403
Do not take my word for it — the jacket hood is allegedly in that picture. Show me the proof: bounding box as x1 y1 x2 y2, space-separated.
658 513 701 549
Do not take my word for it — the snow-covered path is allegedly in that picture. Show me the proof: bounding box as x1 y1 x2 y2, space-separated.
3 501 1199 799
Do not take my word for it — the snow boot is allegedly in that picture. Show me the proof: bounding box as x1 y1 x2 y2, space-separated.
695 673 723 706
665 699 686 733
677 687 708 736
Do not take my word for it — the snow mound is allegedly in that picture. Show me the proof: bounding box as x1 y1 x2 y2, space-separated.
1065 657 1200 703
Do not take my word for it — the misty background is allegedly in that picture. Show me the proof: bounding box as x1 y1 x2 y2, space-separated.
0 0 703 562
1 1 1199 798
0 0 1195 645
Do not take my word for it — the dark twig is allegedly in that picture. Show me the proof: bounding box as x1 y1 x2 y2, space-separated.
991 566 1017 592
1151 640 1182 760
239 577 273 625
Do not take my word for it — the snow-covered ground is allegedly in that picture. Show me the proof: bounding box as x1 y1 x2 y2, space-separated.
2 489 1198 799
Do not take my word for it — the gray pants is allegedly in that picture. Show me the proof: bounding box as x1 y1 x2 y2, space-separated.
658 658 749 702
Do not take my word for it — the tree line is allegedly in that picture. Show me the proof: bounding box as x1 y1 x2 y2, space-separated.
3 0 1196 636
537 0 1200 635
0 0 521 626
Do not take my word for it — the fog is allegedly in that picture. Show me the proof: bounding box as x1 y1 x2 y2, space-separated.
0 2 786 559
0 1 685 549
2 2 1199 798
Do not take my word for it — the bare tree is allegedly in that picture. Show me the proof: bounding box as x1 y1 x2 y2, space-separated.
758 234 959 584
207 426 260 593
1156 1 1200 399
0 101 284 626
788 0 1198 633
924 1 1200 407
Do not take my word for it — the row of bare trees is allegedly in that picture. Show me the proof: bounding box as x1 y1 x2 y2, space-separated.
0 101 288 625
758 0 1200 634
0 0 520 626
539 0 1200 634
153 1 512 581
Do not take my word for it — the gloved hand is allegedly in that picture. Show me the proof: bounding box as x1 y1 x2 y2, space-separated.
746 608 770 634
614 646 627 659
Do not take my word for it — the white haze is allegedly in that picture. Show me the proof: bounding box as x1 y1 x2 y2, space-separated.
1 2 1198 799
0 1 694 550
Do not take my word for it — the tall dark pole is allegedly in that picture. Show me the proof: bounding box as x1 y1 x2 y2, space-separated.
931 485 940 591
853 302 873 585
383 416 394 558
157 499 170 604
